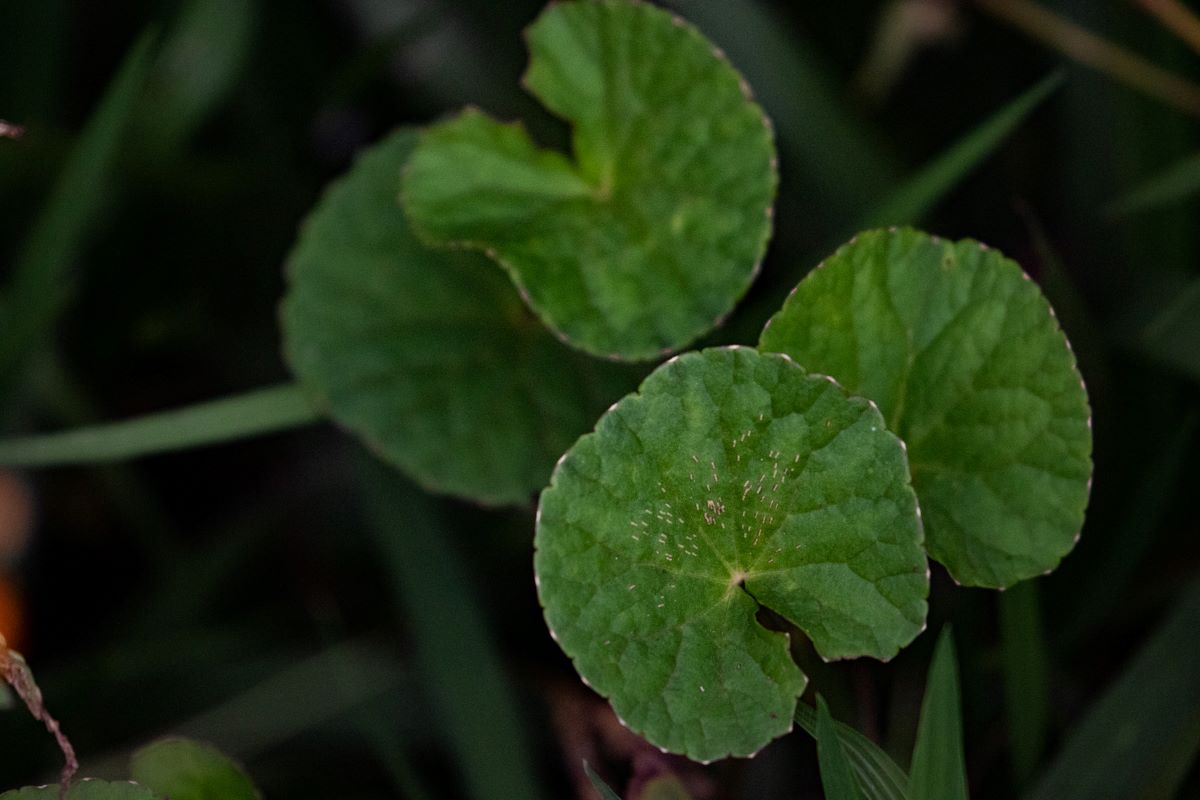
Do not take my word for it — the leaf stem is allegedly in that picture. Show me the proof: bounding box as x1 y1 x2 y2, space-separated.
1132 0 1200 56
0 383 320 467
975 0 1200 117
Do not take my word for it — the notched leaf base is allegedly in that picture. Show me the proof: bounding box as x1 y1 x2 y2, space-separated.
535 347 928 761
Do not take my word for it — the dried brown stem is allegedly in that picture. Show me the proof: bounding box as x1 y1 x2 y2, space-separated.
1 636 78 798
1134 0 1200 56
976 0 1200 117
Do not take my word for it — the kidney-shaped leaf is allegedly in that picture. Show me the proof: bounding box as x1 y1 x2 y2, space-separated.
402 0 776 361
130 738 259 800
535 347 927 761
0 781 157 800
281 129 633 505
760 228 1092 587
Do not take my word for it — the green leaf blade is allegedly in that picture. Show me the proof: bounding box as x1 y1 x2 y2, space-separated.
0 781 158 800
281 129 632 505
795 704 910 800
535 347 927 761
760 228 1092 587
909 629 968 800
817 696 867 800
129 737 260 800
403 0 777 360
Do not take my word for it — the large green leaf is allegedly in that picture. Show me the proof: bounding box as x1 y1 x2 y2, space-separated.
402 0 776 360
535 347 927 761
760 228 1092 587
281 129 632 505
0 782 157 800
129 737 260 800
908 629 968 800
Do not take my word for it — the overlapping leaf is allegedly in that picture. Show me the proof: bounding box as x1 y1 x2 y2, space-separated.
402 0 777 360
0 782 157 800
130 738 260 800
281 129 633 505
535 347 926 761
760 228 1092 587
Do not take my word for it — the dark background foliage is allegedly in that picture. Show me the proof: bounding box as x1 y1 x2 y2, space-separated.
0 1 1197 798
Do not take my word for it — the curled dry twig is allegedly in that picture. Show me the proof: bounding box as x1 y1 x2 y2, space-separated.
0 633 78 798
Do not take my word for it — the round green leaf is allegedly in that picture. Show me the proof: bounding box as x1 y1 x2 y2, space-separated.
535 347 927 761
0 781 157 800
402 0 777 361
130 738 259 800
759 228 1093 587
281 129 634 505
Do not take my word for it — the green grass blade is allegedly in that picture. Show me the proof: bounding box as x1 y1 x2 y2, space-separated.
999 581 1051 784
795 704 910 800
135 0 256 161
0 383 318 466
859 72 1063 228
1108 151 1200 215
817 696 868 800
1140 278 1200 382
909 629 969 800
584 763 623 800
0 30 157 377
1025 579 1200 800
359 458 549 800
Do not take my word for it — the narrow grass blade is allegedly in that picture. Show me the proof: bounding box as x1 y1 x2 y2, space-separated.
584 763 623 800
817 696 867 800
0 30 157 377
1109 151 1200 215
909 629 969 800
795 704 910 800
859 72 1063 228
1140 278 1200 382
359 458 549 800
999 582 1051 784
1025 579 1200 800
0 383 318 466
136 0 256 161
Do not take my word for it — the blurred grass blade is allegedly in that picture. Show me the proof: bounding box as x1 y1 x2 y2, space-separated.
1026 578 1200 800
999 582 1051 784
1109 151 1200 215
0 30 157 378
817 696 867 800
359 457 549 800
909 629 969 800
0 383 318 466
584 763 623 800
859 72 1062 228
136 0 256 161
664 0 902 218
1062 413 1197 647
795 703 910 800
1140 278 1200 382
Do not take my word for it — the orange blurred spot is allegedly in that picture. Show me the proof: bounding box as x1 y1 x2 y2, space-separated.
0 578 25 652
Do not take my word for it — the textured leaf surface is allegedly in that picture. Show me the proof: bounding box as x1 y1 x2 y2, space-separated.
130 738 260 800
281 130 632 505
760 228 1092 587
402 0 776 360
536 347 926 761
0 781 157 800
